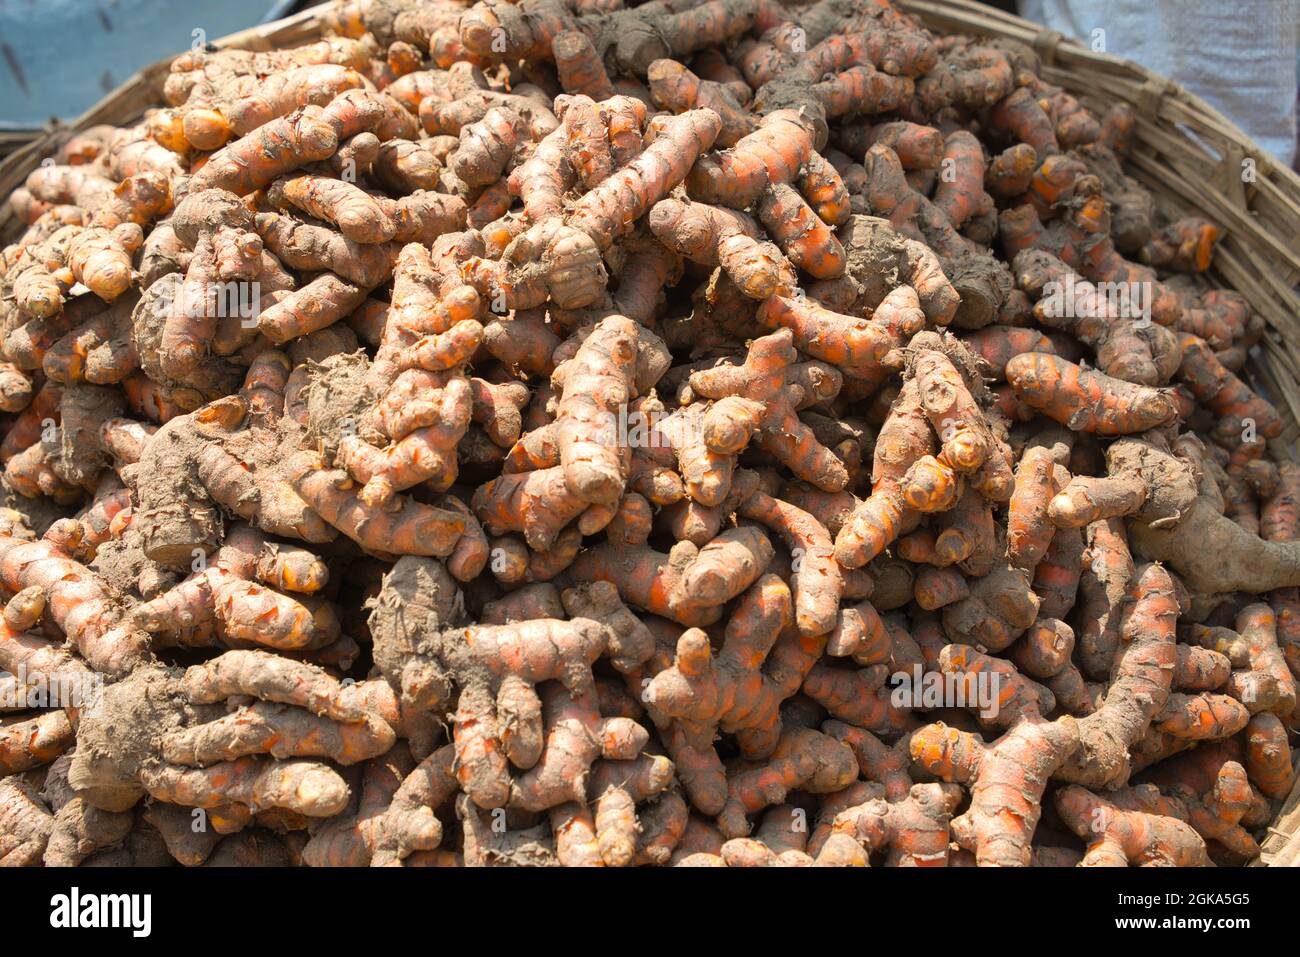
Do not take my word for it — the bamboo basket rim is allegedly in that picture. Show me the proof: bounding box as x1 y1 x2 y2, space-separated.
1 0 1298 864
897 0 1300 456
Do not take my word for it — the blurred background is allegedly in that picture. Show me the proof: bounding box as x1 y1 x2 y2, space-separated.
0 0 1296 167
0 0 296 149
1014 0 1298 168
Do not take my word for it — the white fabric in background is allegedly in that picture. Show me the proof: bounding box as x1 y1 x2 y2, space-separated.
1019 0 1299 165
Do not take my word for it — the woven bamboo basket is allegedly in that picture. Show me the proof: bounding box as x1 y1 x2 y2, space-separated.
897 0 1300 466
0 0 1297 863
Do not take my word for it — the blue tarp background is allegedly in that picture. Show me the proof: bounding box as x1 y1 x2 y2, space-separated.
0 0 292 128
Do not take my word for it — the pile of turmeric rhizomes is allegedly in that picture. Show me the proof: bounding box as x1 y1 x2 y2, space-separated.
0 0 1294 868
